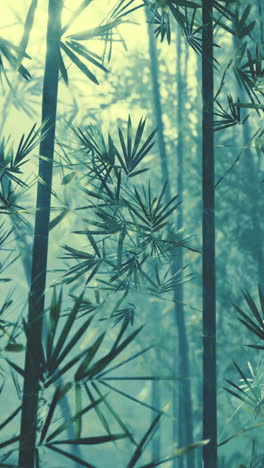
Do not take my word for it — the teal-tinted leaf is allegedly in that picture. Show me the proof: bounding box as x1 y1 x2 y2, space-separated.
46 288 62 363
140 440 210 467
48 293 83 371
92 382 136 444
85 383 112 438
233 361 259 400
0 37 31 81
258 285 264 317
238 318 264 340
46 444 95 468
45 348 89 386
128 168 149 178
49 209 69 231
100 380 162 414
46 396 105 442
61 0 93 35
75 383 82 439
0 436 20 449
55 315 93 369
86 326 143 379
234 303 264 337
60 42 99 84
0 406 21 431
66 40 108 73
40 382 72 443
246 344 264 350
14 122 46 166
68 20 122 41
117 227 126 272
7 359 25 378
98 345 153 379
16 0 37 69
243 290 264 328
4 343 24 352
57 44 68 84
50 434 126 445
224 380 256 406
75 332 106 381
61 171 77 185
128 413 162 467
218 421 264 447
110 0 143 22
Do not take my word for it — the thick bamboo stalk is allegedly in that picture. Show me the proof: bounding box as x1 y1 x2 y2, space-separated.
202 0 217 466
19 1 62 466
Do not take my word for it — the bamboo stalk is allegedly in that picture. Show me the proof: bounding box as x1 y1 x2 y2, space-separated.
19 1 62 466
173 27 194 468
202 0 217 466
146 8 194 467
145 7 171 201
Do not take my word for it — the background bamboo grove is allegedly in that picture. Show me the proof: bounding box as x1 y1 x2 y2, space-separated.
0 0 264 467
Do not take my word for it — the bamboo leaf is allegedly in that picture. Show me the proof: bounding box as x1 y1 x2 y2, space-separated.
75 332 105 381
75 383 82 439
92 382 136 444
61 0 93 35
68 20 122 41
48 293 83 371
50 434 126 444
46 396 105 442
60 42 99 84
46 444 95 468
46 288 62 363
86 326 143 379
140 440 210 467
0 406 21 431
218 421 264 447
40 382 72 443
85 383 112 438
128 413 162 467
16 0 37 69
0 436 20 449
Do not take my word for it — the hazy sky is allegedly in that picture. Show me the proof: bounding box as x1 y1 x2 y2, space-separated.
0 1 198 145
0 1 149 53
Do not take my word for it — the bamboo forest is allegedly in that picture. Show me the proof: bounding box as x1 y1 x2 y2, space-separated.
1 0 264 467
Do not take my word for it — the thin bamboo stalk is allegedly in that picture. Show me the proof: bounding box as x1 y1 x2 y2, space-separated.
146 7 171 201
146 8 194 467
19 1 62 466
173 27 194 468
146 11 164 461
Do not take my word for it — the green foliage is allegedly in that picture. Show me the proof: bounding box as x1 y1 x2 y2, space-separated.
1 0 263 466
213 94 249 131
0 107 190 465
0 37 31 85
60 117 187 293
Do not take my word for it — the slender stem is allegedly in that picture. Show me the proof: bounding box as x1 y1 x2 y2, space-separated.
146 6 171 201
19 1 62 466
146 7 194 466
173 29 194 468
146 9 167 462
202 0 217 466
